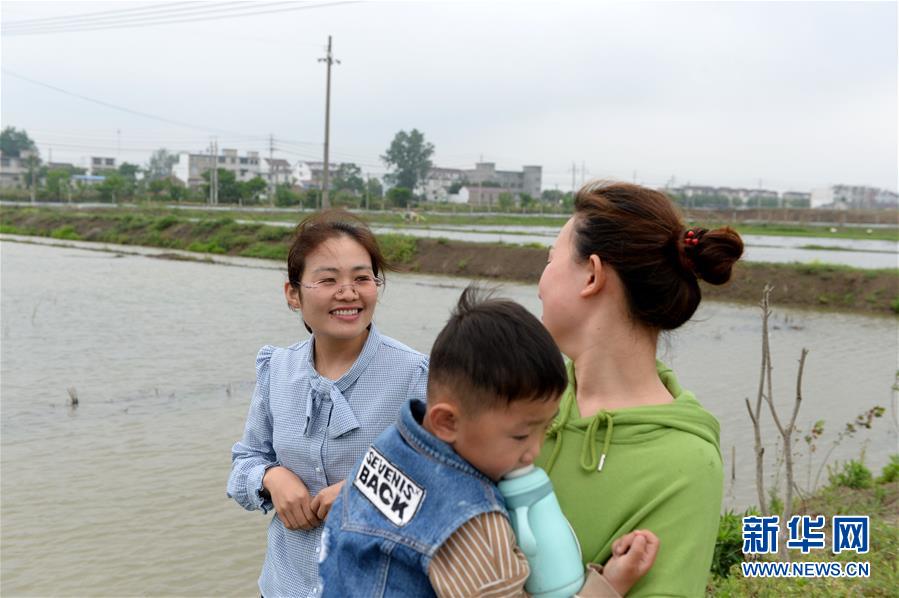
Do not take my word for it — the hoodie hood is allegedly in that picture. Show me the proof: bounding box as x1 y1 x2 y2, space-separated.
542 360 721 474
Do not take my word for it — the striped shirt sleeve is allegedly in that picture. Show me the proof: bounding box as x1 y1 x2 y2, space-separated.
428 511 531 598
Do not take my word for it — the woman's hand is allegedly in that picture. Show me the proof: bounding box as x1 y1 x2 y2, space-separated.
262 466 321 530
602 529 660 596
310 480 346 521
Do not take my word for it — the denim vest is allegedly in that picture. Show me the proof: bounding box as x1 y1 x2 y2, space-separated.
319 398 508 598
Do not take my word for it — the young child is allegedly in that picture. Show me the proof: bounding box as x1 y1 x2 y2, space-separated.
318 287 658 597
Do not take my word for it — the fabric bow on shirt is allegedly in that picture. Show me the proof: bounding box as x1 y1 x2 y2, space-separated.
304 376 361 439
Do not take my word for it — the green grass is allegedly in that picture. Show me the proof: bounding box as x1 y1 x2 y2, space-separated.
707 458 899 597
378 233 418 264
50 225 82 240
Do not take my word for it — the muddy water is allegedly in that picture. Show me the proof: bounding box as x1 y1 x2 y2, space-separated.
1 239 896 596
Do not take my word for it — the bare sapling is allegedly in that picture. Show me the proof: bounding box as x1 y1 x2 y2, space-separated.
749 285 810 561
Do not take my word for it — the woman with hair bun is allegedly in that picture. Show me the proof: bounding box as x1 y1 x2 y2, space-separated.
536 181 743 596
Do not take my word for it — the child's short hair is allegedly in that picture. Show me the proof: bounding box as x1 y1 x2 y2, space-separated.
428 285 567 410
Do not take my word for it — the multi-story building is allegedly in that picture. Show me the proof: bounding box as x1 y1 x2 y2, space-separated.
295 161 362 190
461 162 542 199
172 148 261 188
261 158 295 187
419 167 466 202
781 191 811 207
812 185 898 209
674 185 779 205
0 150 36 188
458 185 520 207
419 162 542 203
89 156 116 175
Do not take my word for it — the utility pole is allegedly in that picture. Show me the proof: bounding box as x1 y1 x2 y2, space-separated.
570 162 576 193
269 133 275 206
208 141 214 205
214 139 219 205
29 153 36 204
365 172 370 211
318 35 340 210
581 161 586 186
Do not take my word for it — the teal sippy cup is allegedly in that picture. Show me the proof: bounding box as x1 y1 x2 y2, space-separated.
498 465 585 598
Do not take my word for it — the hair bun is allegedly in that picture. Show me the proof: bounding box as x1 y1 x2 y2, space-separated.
689 226 744 285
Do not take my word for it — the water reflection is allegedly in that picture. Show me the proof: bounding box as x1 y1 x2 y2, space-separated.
1 238 896 596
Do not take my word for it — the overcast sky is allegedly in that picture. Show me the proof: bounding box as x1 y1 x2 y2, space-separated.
2 0 896 193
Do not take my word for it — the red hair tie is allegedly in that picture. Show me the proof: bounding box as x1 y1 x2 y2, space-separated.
685 229 700 246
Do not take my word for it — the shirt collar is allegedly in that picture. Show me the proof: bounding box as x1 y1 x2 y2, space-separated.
302 323 383 438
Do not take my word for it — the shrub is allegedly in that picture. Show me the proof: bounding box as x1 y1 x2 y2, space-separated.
877 454 899 484
187 241 226 254
152 214 180 231
711 510 745 578
241 243 287 261
829 459 873 489
50 225 82 240
378 234 417 264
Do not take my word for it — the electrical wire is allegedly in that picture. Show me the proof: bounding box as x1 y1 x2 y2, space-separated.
2 1 359 36
2 69 263 138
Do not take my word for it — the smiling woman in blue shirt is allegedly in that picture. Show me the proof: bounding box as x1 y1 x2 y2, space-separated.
227 210 429 598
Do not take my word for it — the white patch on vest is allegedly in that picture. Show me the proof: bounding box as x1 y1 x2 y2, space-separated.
319 527 329 564
353 446 425 527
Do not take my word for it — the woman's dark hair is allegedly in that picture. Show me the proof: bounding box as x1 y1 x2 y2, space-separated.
572 181 743 330
287 209 392 289
428 285 567 410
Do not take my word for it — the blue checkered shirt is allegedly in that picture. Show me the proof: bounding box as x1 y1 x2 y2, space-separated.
227 324 429 598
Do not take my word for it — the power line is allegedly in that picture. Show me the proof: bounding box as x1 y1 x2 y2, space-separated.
2 2 293 34
2 69 260 138
2 1 359 36
3 2 219 29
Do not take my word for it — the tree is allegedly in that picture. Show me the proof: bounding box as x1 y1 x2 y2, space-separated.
541 189 565 204
519 193 535 209
146 149 178 181
448 181 466 194
366 177 383 200
386 186 413 208
45 169 71 200
116 162 141 200
240 176 268 204
202 168 240 203
275 183 302 207
97 173 127 202
0 127 36 156
498 192 515 210
381 129 434 193
332 162 365 195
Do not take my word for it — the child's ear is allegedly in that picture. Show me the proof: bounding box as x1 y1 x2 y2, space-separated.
424 402 460 443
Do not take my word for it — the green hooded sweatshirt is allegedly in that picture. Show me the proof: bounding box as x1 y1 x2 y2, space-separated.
535 361 722 598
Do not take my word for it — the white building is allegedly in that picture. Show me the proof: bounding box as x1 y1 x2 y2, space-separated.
419 162 542 203
89 156 116 175
172 148 261 188
811 185 897 209
260 158 295 187
0 150 36 188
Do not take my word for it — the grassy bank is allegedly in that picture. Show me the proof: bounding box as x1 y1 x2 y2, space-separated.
707 457 898 596
162 204 899 242
2 206 897 315
5 201 899 241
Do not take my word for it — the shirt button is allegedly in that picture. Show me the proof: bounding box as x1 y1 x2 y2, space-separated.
315 467 322 473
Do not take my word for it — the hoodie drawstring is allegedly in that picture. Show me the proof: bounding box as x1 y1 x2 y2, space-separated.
543 395 575 473
579 411 613 472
